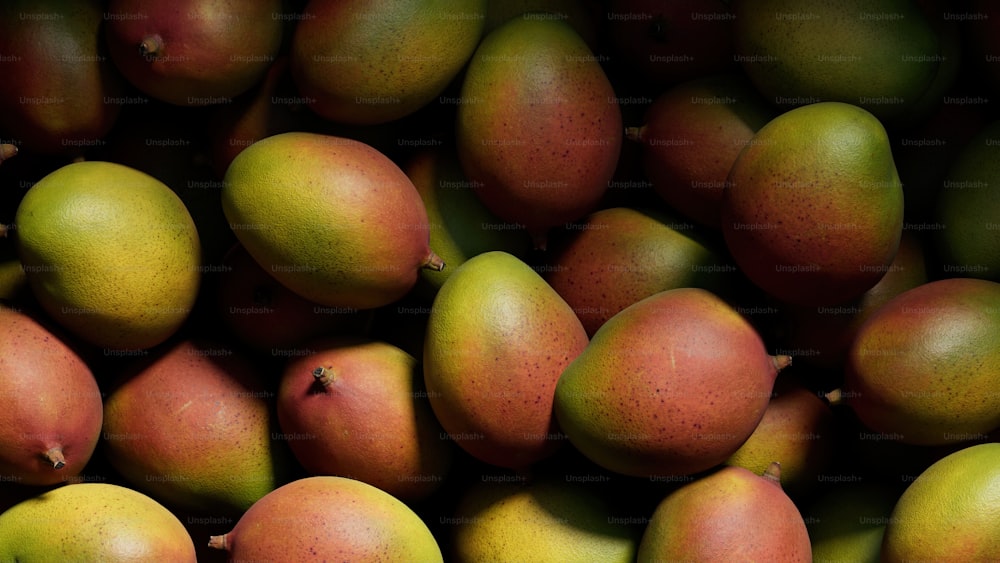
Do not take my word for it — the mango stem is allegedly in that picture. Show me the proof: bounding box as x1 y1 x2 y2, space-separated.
762 461 783 488
0 143 17 165
771 354 792 372
43 447 66 470
207 534 229 550
140 34 164 59
421 250 445 272
313 366 336 388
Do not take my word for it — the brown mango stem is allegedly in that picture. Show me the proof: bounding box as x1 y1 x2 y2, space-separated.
824 388 844 406
624 125 646 143
0 144 17 165
43 447 66 470
0 224 8 238
207 534 229 550
771 354 792 372
139 34 164 58
762 461 782 488
312 366 336 388
421 250 445 272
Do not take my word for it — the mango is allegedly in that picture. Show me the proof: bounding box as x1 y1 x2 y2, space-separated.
721 101 904 306
423 251 589 469
456 15 622 248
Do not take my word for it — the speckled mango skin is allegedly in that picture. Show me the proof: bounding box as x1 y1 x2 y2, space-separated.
843 277 1000 445
105 0 284 106
0 305 103 486
222 132 436 310
721 101 904 307
543 206 728 337
724 379 836 498
423 251 589 469
277 337 455 503
291 0 487 125
101 339 294 516
215 476 444 562
456 16 623 246
636 72 776 229
881 442 1000 561
637 466 812 562
554 287 782 478
0 483 197 562
14 160 201 351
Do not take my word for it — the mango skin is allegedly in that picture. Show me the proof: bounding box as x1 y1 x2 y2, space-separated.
843 277 1000 446
0 483 197 562
451 477 639 563
543 206 731 337
291 0 487 125
14 160 202 351
212 476 444 562
0 0 124 154
721 101 904 307
101 339 295 516
633 72 775 229
637 465 812 562
554 287 782 478
881 442 1000 562
779 229 928 372
221 132 438 310
423 251 589 469
724 378 836 499
276 337 455 503
0 305 103 486
104 0 284 106
456 16 622 247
